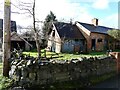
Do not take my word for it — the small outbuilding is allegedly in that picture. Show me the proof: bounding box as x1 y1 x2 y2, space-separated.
47 22 86 53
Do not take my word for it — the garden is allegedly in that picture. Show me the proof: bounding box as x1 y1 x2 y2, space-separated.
23 50 107 60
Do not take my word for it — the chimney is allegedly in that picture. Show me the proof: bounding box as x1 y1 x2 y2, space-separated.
70 19 73 24
92 18 98 26
70 19 75 25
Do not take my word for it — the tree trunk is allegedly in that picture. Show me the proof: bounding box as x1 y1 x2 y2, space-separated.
33 0 41 58
35 32 41 58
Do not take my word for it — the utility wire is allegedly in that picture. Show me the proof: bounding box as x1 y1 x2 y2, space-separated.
11 3 32 14
11 3 22 10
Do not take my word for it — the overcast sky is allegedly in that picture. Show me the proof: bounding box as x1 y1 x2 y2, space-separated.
0 0 119 29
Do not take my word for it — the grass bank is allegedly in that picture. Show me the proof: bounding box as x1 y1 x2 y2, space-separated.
23 51 107 60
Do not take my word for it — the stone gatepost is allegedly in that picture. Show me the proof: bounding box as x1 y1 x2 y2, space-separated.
109 52 120 74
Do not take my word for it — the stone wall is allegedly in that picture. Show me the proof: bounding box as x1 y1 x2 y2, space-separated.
109 52 120 73
9 56 116 88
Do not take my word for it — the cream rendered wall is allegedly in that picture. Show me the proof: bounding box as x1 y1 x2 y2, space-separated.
54 27 61 53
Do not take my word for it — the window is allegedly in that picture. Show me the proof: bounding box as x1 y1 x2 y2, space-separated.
97 38 102 42
52 30 55 37
75 39 79 42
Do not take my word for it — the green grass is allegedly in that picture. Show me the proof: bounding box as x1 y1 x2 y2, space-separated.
0 63 2 74
0 63 13 90
23 51 107 60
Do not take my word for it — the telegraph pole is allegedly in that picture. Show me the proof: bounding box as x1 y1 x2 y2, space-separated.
3 0 11 77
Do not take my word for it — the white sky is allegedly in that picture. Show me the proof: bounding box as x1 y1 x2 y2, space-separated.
0 0 119 31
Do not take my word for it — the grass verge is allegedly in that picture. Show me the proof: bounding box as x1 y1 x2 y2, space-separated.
0 63 13 90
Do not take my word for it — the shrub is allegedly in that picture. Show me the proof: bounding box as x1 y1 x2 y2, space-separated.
0 75 13 90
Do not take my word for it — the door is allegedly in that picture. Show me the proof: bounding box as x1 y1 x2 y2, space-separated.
52 42 55 52
91 39 96 51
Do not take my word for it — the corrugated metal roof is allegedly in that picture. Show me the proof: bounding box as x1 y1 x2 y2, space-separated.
54 22 85 39
78 22 114 34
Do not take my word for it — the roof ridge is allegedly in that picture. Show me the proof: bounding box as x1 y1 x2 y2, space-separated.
77 21 115 29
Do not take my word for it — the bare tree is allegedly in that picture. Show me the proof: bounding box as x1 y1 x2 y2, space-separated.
32 0 41 58
13 0 41 58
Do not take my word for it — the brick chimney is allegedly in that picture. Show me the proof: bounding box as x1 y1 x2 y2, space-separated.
92 18 98 26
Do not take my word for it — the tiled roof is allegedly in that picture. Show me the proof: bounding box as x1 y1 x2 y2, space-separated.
54 22 85 39
78 22 113 34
